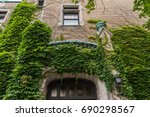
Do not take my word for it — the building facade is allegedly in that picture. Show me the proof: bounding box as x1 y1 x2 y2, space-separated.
1 0 145 39
0 0 145 100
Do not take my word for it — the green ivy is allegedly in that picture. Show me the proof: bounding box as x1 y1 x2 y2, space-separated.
47 42 114 91
4 27 114 99
87 19 106 24
3 2 150 100
133 0 150 29
0 27 2 33
0 1 37 99
17 20 52 65
86 0 95 12
0 52 15 99
0 1 36 53
4 20 52 99
111 26 150 99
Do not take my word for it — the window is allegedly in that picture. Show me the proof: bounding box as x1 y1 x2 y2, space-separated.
63 13 79 25
46 78 97 100
62 5 80 26
38 0 44 7
0 11 7 23
0 0 22 3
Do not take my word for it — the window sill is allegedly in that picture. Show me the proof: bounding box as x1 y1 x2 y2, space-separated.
60 25 82 27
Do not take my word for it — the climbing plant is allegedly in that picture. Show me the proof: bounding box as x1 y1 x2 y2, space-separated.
111 26 150 99
0 52 15 99
84 0 150 29
0 1 37 99
87 19 106 24
1 1 149 100
133 0 150 29
85 0 95 12
46 41 114 91
3 20 52 99
0 1 37 53
4 20 52 99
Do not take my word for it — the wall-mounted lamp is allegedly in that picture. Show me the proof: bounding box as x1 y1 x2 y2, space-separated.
115 77 122 92
38 0 44 7
115 77 122 84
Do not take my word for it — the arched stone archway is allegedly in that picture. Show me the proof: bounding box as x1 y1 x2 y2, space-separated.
46 78 97 100
41 68 109 100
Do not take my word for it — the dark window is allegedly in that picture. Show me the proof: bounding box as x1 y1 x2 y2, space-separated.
63 5 79 26
46 78 97 100
38 0 44 7
0 11 7 23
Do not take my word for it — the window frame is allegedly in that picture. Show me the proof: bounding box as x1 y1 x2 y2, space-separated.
63 13 79 26
38 0 44 7
0 10 9 24
59 4 83 26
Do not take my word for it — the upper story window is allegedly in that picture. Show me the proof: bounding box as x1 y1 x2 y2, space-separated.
63 5 79 26
38 0 44 7
0 0 22 3
63 13 79 25
46 78 97 100
60 4 83 26
0 11 7 24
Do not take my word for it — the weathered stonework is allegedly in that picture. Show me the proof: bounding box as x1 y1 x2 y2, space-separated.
0 0 35 25
1 0 146 40
41 67 126 100
1 0 143 100
42 68 109 100
41 0 145 40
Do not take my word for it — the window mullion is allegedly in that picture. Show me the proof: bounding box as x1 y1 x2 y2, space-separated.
62 5 79 26
66 86 69 97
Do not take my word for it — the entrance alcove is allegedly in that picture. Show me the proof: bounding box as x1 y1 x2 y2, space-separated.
41 68 109 100
46 78 97 100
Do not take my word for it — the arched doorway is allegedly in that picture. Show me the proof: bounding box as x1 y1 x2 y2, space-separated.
46 78 97 100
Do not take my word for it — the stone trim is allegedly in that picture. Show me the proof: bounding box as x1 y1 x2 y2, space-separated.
0 9 10 24
41 68 126 100
58 3 84 26
41 68 109 100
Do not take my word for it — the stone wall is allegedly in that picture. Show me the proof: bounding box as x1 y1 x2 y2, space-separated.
0 0 143 100
0 0 35 25
1 0 146 40
42 68 109 100
41 0 145 41
41 68 126 100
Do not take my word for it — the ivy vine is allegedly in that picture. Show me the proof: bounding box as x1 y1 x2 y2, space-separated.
111 26 150 99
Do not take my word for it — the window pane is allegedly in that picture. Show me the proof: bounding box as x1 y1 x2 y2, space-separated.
60 86 66 97
77 87 83 96
47 78 97 100
0 16 5 18
85 87 92 96
0 11 7 23
64 14 78 19
69 88 74 96
0 18 4 22
64 20 78 25
51 88 57 97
